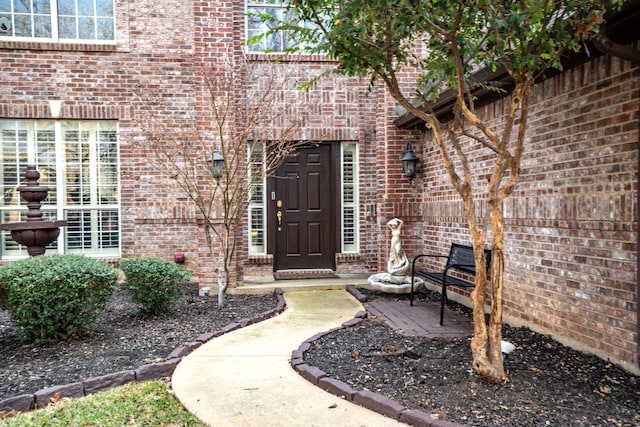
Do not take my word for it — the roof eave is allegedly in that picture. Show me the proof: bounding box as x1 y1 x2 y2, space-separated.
394 2 640 130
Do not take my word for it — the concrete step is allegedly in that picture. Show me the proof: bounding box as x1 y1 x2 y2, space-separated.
229 274 370 294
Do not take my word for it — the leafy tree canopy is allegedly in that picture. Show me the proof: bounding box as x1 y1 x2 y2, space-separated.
279 0 624 101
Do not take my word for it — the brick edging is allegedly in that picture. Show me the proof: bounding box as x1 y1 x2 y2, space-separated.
290 285 467 427
0 288 287 414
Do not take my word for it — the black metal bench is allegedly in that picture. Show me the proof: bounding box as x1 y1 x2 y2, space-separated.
410 243 491 326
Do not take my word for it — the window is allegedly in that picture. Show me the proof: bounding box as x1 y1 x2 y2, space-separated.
341 142 358 252
248 142 265 255
0 120 120 258
246 0 293 53
0 0 115 42
246 0 319 53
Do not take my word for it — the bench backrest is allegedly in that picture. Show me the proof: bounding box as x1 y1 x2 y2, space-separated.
446 243 492 275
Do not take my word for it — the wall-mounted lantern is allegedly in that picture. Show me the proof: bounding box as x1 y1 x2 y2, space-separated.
207 150 224 181
400 141 420 183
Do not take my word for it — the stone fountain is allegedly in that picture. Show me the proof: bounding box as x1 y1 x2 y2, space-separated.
0 164 67 256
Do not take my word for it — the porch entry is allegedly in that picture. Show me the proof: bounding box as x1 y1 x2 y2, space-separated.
268 143 336 275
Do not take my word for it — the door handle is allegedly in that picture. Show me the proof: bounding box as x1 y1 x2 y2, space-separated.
276 211 282 231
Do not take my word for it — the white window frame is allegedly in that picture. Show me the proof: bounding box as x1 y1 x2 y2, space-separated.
0 0 116 43
248 141 266 255
245 0 318 54
340 141 359 253
0 119 121 259
246 0 290 53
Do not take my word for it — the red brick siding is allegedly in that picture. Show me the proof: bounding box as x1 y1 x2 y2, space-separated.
0 1 388 284
372 69 425 269
0 0 204 280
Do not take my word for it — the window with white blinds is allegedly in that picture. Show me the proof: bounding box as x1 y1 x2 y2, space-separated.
0 120 120 258
341 142 358 252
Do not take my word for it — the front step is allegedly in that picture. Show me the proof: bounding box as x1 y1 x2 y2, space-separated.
230 274 369 294
273 269 338 280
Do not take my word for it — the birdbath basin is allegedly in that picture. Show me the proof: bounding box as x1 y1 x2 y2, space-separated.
0 165 67 256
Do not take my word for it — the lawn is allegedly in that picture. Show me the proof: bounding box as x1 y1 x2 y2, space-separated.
0 380 204 426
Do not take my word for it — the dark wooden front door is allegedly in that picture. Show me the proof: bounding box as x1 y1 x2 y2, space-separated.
270 144 335 271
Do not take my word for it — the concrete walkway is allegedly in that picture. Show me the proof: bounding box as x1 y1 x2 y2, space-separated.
171 289 405 427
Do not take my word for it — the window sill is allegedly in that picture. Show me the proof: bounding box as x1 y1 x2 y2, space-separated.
0 40 120 53
246 52 337 63
248 254 273 265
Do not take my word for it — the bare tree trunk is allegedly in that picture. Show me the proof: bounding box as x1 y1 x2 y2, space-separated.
466 194 508 383
467 228 504 382
216 266 226 309
488 200 506 375
217 253 231 309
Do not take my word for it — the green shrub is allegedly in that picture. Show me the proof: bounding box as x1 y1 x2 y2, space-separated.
0 255 119 343
121 257 190 316
0 277 7 310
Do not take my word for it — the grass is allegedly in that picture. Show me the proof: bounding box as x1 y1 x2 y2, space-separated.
0 380 205 426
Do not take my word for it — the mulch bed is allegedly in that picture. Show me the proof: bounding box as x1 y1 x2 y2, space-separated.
0 285 276 401
305 288 640 426
1 285 639 426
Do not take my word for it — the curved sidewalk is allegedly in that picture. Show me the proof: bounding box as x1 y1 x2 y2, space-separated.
171 289 405 426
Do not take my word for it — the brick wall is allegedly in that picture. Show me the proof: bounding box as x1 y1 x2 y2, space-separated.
417 54 638 372
0 0 203 280
373 71 425 273
0 1 389 285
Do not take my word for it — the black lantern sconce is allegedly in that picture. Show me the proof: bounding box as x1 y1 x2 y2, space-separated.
207 150 224 181
400 141 420 183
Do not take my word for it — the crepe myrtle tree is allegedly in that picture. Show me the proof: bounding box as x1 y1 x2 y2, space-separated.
138 55 311 308
269 0 624 382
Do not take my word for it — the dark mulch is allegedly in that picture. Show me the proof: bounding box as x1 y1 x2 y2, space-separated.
2 285 639 427
306 288 640 427
0 285 276 401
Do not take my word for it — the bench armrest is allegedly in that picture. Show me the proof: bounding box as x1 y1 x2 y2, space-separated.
410 254 448 306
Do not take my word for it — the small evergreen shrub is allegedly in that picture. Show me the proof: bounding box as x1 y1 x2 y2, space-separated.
121 257 190 316
0 254 119 343
0 277 7 310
